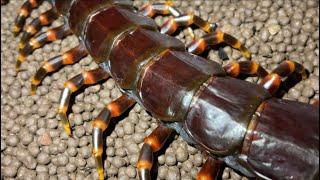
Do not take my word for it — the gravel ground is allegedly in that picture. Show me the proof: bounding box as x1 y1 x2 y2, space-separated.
1 0 319 179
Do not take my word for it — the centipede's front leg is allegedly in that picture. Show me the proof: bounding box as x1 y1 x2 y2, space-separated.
92 95 135 180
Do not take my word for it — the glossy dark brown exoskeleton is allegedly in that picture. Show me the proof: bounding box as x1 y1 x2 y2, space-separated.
11 0 319 179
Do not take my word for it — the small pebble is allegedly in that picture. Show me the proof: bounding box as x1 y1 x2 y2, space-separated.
165 154 177 166
38 132 52 146
37 152 51 165
176 147 188 162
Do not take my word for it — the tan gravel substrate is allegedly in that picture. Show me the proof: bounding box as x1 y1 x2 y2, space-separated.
1 0 319 180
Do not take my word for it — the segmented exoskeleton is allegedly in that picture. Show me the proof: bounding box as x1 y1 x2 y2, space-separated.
11 0 319 179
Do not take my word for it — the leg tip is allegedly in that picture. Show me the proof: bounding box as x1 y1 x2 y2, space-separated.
97 169 104 180
58 112 72 136
63 124 72 137
30 84 37 95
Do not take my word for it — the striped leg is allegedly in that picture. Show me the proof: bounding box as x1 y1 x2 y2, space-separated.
259 60 307 95
31 44 88 94
92 95 135 180
13 0 44 36
58 67 109 136
137 125 173 180
138 2 199 39
16 24 72 70
197 157 223 180
223 61 268 78
160 13 217 35
19 8 58 49
187 30 251 59
139 1 181 17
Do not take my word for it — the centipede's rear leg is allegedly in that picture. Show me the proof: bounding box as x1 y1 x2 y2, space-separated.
137 125 173 180
92 95 135 180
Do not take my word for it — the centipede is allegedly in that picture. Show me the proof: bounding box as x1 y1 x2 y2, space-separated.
6 0 319 179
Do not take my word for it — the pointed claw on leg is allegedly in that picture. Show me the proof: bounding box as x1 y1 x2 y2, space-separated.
58 88 72 136
93 127 105 180
59 112 72 136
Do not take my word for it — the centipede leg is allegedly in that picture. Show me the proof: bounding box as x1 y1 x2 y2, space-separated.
137 125 173 180
187 30 251 59
92 95 135 180
224 61 268 78
16 24 72 70
160 13 217 35
58 67 109 136
31 44 88 94
260 60 307 95
19 8 58 49
13 0 44 36
196 157 224 180
139 1 181 18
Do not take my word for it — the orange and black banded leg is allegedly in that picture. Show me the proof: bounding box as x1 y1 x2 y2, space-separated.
13 0 44 36
139 1 181 18
160 13 217 35
16 24 72 70
260 60 307 95
187 30 251 60
137 125 173 180
224 61 268 78
31 44 88 94
92 95 135 180
19 8 58 49
58 67 109 136
197 157 224 180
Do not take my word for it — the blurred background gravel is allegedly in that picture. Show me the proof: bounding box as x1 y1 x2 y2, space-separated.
1 0 319 179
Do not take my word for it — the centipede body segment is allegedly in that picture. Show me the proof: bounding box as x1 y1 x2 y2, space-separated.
9 0 319 180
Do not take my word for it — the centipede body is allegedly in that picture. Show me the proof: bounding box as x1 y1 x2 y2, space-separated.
7 0 320 180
